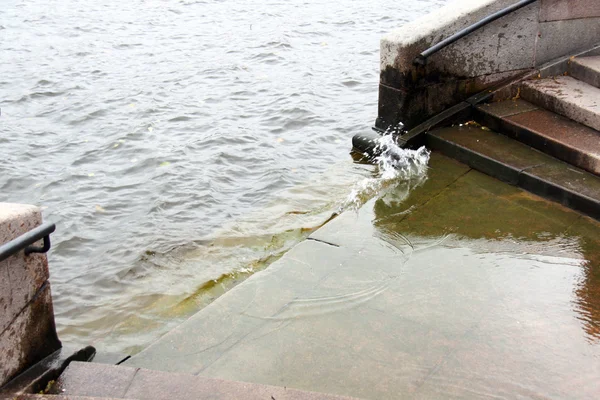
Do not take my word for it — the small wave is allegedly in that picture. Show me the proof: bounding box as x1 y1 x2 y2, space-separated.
16 91 65 102
68 109 107 125
341 79 361 88
114 43 143 49
168 116 192 122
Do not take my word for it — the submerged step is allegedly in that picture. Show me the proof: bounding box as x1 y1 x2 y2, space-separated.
427 125 600 220
92 152 600 399
520 76 600 131
475 99 600 175
570 56 600 89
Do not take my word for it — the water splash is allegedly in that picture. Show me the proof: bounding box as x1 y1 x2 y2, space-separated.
344 134 430 210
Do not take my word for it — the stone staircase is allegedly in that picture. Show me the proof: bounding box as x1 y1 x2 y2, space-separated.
426 55 600 219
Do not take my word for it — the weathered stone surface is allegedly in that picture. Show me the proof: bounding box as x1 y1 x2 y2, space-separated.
0 204 41 245
536 18 600 65
0 264 10 333
0 283 61 386
0 395 127 400
378 69 527 129
53 362 359 400
0 204 48 334
380 0 534 79
51 362 138 398
0 203 60 388
3 253 50 334
540 0 600 22
521 76 600 131
570 56 600 89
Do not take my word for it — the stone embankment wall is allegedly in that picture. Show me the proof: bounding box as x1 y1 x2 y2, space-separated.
0 203 61 387
379 0 600 130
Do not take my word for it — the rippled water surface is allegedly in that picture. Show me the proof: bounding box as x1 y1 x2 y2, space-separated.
0 0 449 352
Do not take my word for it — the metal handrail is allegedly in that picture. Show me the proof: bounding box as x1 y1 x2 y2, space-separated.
413 0 537 66
0 222 56 262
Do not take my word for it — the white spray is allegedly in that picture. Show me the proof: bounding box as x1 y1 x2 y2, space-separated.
343 134 430 211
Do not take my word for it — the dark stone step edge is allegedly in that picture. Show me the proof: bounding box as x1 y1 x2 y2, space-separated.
426 132 600 221
474 106 600 176
0 346 96 395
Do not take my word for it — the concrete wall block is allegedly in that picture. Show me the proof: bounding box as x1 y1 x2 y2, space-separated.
0 203 60 388
3 254 50 333
0 203 49 334
540 0 600 22
379 69 526 130
0 282 61 387
0 203 43 244
536 18 600 66
431 3 538 79
381 0 526 79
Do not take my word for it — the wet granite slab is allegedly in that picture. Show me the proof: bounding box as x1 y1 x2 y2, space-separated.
426 126 551 184
520 162 600 218
52 361 357 400
125 153 600 400
53 361 137 398
0 395 128 400
475 99 539 118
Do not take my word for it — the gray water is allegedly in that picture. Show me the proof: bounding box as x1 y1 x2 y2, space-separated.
0 0 448 353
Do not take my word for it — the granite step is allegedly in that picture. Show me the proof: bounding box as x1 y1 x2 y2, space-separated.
474 99 600 175
49 362 359 400
520 76 600 131
570 56 600 89
0 395 127 400
426 125 600 220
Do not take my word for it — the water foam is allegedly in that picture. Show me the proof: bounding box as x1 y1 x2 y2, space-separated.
344 134 430 211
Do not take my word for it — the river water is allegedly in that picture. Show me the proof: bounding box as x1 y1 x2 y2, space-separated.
0 0 448 353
